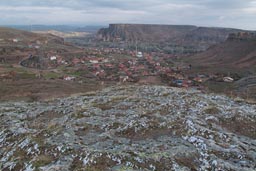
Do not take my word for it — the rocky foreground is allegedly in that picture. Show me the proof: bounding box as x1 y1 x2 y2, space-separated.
0 85 255 171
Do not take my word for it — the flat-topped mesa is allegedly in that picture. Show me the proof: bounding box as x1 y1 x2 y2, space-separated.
228 32 256 41
96 24 249 54
96 24 245 42
97 24 197 42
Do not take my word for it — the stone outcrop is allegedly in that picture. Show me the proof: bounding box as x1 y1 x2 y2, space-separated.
0 85 255 170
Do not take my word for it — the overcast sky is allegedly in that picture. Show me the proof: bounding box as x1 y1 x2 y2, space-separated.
1 0 256 30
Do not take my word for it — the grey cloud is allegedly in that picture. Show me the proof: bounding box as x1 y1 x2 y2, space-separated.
0 0 255 30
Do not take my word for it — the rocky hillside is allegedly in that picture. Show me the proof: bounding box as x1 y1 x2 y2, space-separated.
0 85 255 170
0 27 79 64
0 27 76 55
97 24 243 53
33 30 90 39
190 32 256 69
0 27 64 45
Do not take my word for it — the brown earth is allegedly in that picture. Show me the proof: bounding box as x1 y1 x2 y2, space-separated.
188 32 256 70
0 79 105 102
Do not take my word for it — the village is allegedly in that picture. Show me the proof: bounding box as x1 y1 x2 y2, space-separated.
55 48 235 85
1 43 235 91
0 31 241 102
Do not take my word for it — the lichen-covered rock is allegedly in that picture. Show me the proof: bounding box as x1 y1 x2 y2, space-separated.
0 85 255 170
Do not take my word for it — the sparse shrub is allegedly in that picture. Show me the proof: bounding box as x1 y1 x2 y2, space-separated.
73 112 85 119
93 102 113 111
204 106 220 114
33 155 53 168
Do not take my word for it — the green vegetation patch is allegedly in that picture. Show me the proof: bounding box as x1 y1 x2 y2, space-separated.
33 154 54 168
43 72 61 79
204 106 221 114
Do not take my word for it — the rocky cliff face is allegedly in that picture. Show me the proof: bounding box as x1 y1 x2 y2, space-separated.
97 24 244 53
97 24 197 42
228 32 256 41
0 85 255 170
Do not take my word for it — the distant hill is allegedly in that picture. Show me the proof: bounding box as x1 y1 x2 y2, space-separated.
0 27 40 41
0 27 64 44
189 32 256 69
3 25 103 33
33 30 91 38
97 24 246 53
0 27 78 63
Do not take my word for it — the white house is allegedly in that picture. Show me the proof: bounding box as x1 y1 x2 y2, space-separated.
90 60 99 64
137 52 143 58
103 59 109 63
13 39 19 43
64 76 75 81
50 56 57 61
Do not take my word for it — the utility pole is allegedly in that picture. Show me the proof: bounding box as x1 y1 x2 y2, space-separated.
135 38 138 56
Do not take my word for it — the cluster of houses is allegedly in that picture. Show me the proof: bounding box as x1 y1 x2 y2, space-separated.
33 47 234 87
